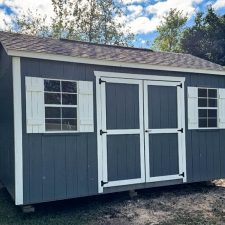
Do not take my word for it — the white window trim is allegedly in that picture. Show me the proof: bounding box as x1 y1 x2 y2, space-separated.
44 79 79 133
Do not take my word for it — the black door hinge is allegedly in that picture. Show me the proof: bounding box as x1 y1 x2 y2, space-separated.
99 78 106 84
179 172 185 177
100 130 107 135
177 83 183 88
101 180 108 186
177 128 183 133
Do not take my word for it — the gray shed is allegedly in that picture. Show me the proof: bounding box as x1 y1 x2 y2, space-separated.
1 31 225 207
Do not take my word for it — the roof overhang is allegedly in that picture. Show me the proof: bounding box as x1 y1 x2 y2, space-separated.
7 49 225 76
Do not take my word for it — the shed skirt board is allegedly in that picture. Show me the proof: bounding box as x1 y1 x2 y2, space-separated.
96 75 187 193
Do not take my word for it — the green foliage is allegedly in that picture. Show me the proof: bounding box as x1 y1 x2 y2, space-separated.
180 7 225 66
5 0 134 46
153 9 188 52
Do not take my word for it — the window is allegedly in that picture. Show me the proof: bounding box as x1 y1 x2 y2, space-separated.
198 88 218 128
44 79 78 131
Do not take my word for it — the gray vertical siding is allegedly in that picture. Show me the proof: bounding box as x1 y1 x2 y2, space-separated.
0 46 15 198
20 57 225 205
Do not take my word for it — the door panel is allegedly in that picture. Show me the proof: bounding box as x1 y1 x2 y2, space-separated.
100 78 145 188
149 133 179 177
106 83 139 129
148 86 177 129
107 134 141 181
144 81 186 183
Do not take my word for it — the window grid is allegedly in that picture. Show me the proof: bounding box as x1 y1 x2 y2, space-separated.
44 79 78 131
198 88 218 128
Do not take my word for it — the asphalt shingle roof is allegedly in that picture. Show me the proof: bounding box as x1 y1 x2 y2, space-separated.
0 31 224 73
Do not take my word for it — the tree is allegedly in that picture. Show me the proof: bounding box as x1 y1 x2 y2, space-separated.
4 0 134 46
153 9 188 52
181 7 225 66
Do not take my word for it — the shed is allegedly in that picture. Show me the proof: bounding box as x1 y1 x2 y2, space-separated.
0 31 225 206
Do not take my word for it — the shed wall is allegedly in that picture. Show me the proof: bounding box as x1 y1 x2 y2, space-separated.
20 57 225 205
0 46 15 198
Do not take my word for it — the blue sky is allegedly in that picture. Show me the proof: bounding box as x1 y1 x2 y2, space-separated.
0 0 225 47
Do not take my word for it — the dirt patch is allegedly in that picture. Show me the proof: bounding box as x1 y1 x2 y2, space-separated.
93 181 225 225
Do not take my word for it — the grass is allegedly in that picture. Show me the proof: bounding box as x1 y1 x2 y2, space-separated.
0 182 225 224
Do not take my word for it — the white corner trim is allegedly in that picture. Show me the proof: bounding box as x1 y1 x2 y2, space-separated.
7 50 225 76
12 57 23 205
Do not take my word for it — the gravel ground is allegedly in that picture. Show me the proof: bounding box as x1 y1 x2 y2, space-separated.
1 181 225 224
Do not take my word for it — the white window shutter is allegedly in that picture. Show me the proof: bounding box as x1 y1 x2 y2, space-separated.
25 77 45 133
187 87 198 129
78 81 94 132
218 89 225 128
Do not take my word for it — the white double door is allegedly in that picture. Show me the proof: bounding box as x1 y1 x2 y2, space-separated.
97 76 186 192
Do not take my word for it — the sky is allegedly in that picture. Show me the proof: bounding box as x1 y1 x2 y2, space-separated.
0 0 225 47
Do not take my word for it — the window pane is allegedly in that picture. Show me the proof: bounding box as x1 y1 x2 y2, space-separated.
62 81 77 93
45 93 61 104
208 99 217 107
45 119 61 131
44 80 60 92
62 107 77 118
198 98 207 107
199 119 207 127
198 88 207 97
208 118 217 127
208 89 217 98
198 109 207 118
62 119 77 130
208 109 217 118
45 107 61 118
62 94 77 105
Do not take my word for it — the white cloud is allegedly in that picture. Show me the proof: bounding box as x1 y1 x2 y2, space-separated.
0 0 54 29
146 0 203 18
127 5 143 17
125 0 203 34
122 0 146 4
127 16 160 34
212 0 225 10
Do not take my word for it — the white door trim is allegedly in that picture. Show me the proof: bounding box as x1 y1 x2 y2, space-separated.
97 77 145 191
95 71 185 82
144 80 187 183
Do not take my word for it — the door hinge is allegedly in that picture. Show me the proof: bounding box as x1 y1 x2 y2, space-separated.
100 130 107 135
177 83 183 88
179 172 185 177
101 180 108 186
99 78 106 84
177 128 183 133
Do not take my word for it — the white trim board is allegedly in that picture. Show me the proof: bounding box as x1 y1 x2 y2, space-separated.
12 57 23 205
95 71 185 82
7 50 225 76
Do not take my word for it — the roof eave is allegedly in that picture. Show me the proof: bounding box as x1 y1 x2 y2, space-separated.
7 49 225 76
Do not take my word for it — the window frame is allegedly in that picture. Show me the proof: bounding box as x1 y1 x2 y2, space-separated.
44 78 80 133
197 87 218 129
